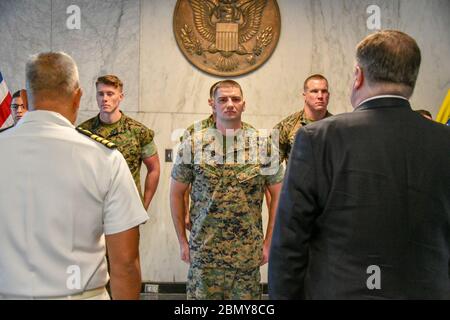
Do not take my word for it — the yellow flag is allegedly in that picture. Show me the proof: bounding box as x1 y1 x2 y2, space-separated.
436 89 450 125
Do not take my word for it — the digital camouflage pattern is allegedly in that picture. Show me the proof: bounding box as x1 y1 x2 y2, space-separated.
181 114 254 141
172 123 284 270
80 112 157 198
181 115 216 142
187 266 261 300
274 109 332 163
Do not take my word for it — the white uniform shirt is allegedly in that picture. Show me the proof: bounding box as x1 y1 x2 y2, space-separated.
0 110 149 298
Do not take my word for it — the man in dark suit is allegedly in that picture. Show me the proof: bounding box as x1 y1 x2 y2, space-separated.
268 30 450 299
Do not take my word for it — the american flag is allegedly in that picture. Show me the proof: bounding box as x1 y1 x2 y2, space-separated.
0 71 14 129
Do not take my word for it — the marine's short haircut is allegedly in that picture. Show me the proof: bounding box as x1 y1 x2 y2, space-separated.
210 80 243 99
303 74 329 92
209 81 222 99
96 75 124 92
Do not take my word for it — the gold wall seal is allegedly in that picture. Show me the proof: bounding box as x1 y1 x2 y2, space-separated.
173 0 281 77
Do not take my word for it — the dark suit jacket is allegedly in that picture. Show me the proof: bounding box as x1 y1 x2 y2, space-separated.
269 97 450 299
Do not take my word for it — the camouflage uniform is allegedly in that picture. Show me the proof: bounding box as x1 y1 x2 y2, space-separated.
187 267 261 300
172 123 284 299
181 114 253 140
180 114 255 229
182 115 216 141
274 109 332 163
80 112 157 199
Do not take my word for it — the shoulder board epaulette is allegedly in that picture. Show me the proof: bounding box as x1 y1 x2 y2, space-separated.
76 127 117 149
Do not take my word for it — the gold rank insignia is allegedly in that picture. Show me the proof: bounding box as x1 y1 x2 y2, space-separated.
76 127 117 149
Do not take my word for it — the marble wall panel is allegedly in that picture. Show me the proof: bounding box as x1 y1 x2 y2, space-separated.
283 0 400 115
51 0 140 112
140 0 219 115
0 0 51 92
140 0 449 121
397 0 450 116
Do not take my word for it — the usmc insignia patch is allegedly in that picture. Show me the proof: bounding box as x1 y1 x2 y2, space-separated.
173 0 281 76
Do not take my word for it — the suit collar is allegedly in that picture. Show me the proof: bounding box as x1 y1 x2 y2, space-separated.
355 96 411 111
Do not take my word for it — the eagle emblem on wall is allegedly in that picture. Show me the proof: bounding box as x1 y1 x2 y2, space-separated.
173 0 281 76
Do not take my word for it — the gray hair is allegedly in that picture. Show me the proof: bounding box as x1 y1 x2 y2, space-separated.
26 52 80 100
356 30 421 94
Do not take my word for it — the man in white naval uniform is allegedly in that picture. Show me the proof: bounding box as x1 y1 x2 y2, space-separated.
0 52 148 300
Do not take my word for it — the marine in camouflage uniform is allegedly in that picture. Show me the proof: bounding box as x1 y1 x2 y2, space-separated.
80 111 157 199
274 109 332 164
181 114 258 231
275 74 333 164
172 123 284 300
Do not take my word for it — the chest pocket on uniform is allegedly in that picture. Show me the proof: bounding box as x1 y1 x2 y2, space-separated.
231 164 263 216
